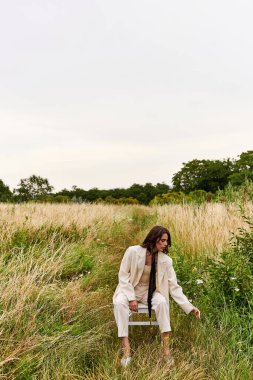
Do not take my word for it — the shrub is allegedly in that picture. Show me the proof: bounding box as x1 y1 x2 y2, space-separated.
150 191 187 205
206 215 253 310
169 244 207 303
97 196 139 204
188 190 214 203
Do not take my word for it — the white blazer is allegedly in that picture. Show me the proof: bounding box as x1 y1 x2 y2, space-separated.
112 245 194 314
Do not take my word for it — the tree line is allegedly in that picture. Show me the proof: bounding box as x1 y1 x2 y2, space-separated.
1 150 253 205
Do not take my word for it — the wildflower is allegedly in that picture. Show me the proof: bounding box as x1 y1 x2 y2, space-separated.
196 279 203 285
234 288 239 292
230 277 236 280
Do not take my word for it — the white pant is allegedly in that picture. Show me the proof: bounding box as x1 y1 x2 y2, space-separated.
113 289 171 337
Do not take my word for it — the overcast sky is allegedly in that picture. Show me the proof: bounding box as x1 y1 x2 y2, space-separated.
1 0 252 191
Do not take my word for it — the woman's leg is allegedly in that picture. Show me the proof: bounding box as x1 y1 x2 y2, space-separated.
151 291 171 334
161 332 171 356
113 293 131 357
151 291 173 359
121 337 130 357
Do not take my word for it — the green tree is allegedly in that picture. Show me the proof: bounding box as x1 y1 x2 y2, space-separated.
172 159 234 193
57 182 170 205
0 179 13 202
14 175 54 201
229 150 253 186
155 182 171 194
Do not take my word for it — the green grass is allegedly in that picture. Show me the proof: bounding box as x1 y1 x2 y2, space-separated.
0 204 252 379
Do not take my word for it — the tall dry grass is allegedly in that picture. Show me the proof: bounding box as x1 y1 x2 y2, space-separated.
0 202 134 233
0 203 154 378
155 202 253 257
1 202 250 256
0 202 252 379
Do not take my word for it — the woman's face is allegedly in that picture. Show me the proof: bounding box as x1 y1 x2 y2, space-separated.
155 233 169 252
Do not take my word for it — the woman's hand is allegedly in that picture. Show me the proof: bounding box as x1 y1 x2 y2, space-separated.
129 300 138 312
190 307 201 319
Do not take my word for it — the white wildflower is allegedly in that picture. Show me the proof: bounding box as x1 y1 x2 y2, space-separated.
234 288 239 292
196 279 204 285
230 277 236 280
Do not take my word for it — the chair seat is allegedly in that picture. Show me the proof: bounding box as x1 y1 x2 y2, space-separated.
128 302 158 326
131 302 149 313
137 302 148 308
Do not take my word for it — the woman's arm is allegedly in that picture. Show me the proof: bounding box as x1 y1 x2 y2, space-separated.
167 260 194 314
118 247 136 301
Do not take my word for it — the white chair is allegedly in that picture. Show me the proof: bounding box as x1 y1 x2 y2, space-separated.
128 302 158 326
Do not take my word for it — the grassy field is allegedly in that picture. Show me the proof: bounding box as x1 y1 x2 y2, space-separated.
0 202 252 379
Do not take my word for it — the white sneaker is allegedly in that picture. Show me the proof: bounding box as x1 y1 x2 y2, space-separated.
120 356 132 367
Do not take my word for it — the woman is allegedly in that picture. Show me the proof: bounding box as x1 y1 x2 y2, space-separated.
113 225 201 367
